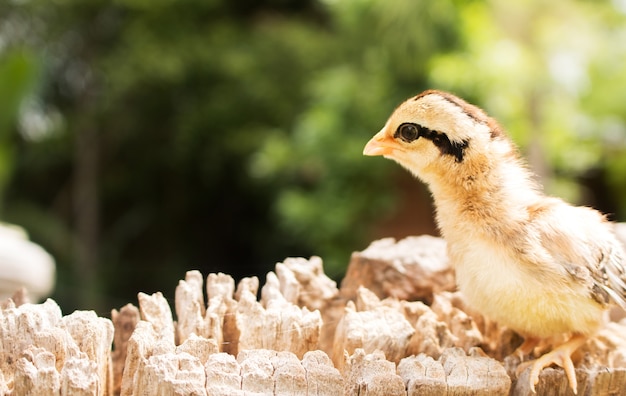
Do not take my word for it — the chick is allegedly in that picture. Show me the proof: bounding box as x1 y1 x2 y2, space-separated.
363 90 626 393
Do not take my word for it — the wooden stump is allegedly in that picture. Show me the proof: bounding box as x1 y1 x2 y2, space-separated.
1 235 625 395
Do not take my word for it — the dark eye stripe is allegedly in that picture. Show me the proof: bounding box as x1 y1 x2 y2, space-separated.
394 122 469 163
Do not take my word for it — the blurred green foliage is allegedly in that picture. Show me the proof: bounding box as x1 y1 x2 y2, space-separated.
0 0 625 313
0 49 40 207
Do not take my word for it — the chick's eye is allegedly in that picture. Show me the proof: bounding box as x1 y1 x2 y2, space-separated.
396 123 420 143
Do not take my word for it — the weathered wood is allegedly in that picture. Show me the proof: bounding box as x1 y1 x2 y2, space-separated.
204 352 244 396
176 333 218 365
175 270 207 344
1 235 625 395
60 310 114 395
440 347 510 395
343 349 406 396
332 288 415 369
120 290 185 396
111 304 140 395
237 271 322 359
341 235 455 304
397 348 511 396
0 298 113 395
405 299 458 359
276 256 339 311
137 292 175 346
14 346 60 396
301 350 343 395
398 354 447 395
206 272 237 355
117 347 344 396
134 352 207 396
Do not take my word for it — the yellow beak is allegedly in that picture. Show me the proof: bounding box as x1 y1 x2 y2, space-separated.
363 129 398 156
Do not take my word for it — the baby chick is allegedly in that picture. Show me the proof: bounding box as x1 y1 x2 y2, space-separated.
363 90 626 393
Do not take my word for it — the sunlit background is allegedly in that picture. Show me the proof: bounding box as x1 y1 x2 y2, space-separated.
1 0 626 315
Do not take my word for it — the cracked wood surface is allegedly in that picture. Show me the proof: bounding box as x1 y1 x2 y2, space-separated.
0 234 625 395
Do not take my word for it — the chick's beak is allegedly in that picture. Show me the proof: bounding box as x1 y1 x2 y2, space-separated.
363 129 398 156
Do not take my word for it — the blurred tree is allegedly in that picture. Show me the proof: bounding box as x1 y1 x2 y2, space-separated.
0 49 40 208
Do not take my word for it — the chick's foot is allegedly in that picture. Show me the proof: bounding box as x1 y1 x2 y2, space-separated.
516 334 586 394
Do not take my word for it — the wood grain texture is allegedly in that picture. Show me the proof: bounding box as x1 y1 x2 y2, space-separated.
0 236 624 395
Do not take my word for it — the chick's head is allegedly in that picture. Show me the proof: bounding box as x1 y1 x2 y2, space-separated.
364 90 504 182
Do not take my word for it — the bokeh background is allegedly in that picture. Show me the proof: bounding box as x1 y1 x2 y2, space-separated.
1 0 626 315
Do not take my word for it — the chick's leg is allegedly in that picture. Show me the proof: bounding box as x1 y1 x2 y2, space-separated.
513 336 540 360
519 334 586 394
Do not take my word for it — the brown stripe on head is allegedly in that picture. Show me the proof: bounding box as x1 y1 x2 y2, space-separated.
413 90 504 139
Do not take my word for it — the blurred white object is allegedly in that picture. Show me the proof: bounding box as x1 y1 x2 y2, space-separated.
0 223 55 301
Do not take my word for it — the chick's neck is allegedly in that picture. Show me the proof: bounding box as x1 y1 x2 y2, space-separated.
424 150 542 243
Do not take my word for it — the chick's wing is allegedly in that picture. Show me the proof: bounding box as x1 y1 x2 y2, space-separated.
527 198 626 309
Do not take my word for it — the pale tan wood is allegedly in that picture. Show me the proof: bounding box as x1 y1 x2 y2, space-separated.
301 350 343 395
0 368 8 395
14 346 60 396
431 293 484 352
273 256 343 359
234 276 259 300
198 348 343 395
175 270 207 344
137 292 175 346
1 233 626 395
511 331 626 395
332 288 414 369
380 343 510 395
60 310 114 396
271 351 309 394
342 349 406 396
120 314 220 396
514 366 586 396
206 272 237 354
587 367 626 396
176 333 218 365
133 352 207 396
440 347 510 395
397 354 447 395
120 321 162 396
237 349 275 393
0 299 63 387
404 299 457 359
111 304 140 395
0 298 113 395
206 273 235 304
264 271 322 357
234 276 266 355
341 236 455 303
60 357 98 396
275 256 339 311
317 296 348 359
204 352 244 396
173 270 235 354
580 321 626 367
236 272 322 359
